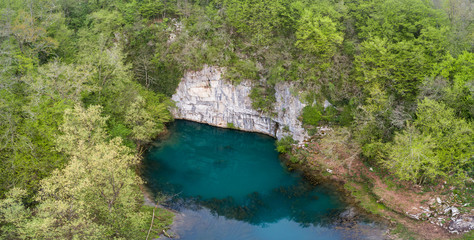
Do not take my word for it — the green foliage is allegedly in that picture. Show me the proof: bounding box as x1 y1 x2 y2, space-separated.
301 103 341 127
430 51 474 118
249 86 276 114
414 99 473 182
322 105 338 123
0 188 30 239
125 94 171 151
276 136 296 154
0 2 174 236
0 104 172 239
139 0 165 19
220 0 287 45
355 37 433 100
227 122 236 129
225 59 259 84
349 0 447 42
88 9 125 36
151 57 183 96
295 9 343 60
441 0 474 55
302 105 322 127
108 119 135 148
1 0 473 236
386 125 441 185
338 104 354 126
0 84 70 199
353 84 396 151
386 99 473 185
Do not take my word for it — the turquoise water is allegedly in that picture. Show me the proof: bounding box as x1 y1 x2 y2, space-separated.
143 120 384 240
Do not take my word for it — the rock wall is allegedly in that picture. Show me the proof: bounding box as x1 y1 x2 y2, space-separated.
171 65 309 143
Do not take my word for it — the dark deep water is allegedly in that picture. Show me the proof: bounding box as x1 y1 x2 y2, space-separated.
143 120 386 240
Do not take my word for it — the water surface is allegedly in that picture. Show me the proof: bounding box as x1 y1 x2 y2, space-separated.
143 120 385 239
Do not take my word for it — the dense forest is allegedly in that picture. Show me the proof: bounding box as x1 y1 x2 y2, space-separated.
0 0 472 239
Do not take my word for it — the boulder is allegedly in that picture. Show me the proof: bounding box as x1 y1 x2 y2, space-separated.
444 206 460 217
447 215 474 234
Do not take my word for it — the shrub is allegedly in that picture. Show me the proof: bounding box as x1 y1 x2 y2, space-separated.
385 99 473 185
225 59 259 84
249 86 276 114
227 122 236 129
301 105 322 126
276 136 296 154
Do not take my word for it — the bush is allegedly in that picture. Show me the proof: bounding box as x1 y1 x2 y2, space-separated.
301 105 323 126
322 105 338 122
276 136 296 154
338 104 354 126
225 59 259 84
385 99 473 185
249 86 276 114
226 122 236 129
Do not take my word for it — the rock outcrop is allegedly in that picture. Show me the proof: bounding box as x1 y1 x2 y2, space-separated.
171 65 308 142
448 215 474 234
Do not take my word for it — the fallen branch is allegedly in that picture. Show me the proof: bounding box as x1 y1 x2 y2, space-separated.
145 204 157 240
162 229 172 238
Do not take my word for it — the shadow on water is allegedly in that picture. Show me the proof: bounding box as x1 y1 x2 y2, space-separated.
142 120 387 239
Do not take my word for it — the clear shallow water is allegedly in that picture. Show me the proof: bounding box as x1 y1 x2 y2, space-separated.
143 120 385 240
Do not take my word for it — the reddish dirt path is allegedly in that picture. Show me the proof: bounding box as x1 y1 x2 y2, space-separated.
298 139 467 240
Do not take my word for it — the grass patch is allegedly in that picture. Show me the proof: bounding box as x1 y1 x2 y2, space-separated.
391 223 417 240
322 171 332 177
383 177 396 190
344 181 386 216
460 230 474 240
141 205 174 239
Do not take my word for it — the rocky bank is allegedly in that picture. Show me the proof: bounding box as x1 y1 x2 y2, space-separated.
171 65 309 143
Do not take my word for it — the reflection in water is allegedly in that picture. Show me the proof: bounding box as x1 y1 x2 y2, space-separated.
143 120 386 239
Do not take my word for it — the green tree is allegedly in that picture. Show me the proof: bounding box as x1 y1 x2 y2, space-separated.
295 9 343 60
301 105 322 127
387 99 473 185
386 125 440 185
221 0 287 45
276 136 297 154
125 93 171 153
0 104 155 239
355 37 431 100
430 51 474 118
441 0 473 55
349 0 447 42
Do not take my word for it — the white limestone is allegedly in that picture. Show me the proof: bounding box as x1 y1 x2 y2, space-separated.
171 65 309 143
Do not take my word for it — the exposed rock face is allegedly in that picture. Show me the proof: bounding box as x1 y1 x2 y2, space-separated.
448 215 474 234
171 65 308 142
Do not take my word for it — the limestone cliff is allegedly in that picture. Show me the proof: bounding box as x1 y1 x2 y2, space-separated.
171 65 309 143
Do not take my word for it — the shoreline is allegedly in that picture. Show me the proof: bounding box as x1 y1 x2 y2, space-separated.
140 119 387 238
142 119 472 239
284 133 473 240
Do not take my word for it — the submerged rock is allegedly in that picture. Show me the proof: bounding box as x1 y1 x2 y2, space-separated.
340 207 357 220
